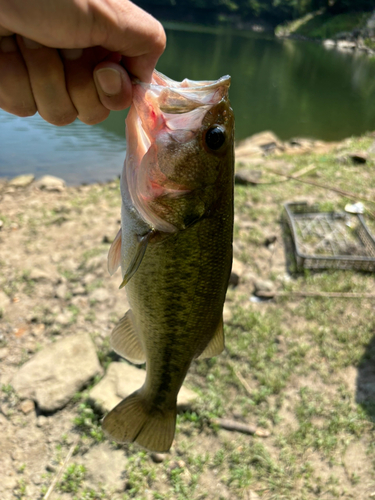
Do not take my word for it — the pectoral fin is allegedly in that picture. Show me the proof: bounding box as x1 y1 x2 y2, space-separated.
119 230 155 289
197 317 225 359
108 228 122 276
111 310 145 364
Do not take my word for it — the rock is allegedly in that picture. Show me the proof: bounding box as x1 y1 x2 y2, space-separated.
28 268 50 282
0 291 10 311
223 303 233 323
253 279 275 295
236 131 284 158
89 288 110 303
228 272 239 287
35 175 66 192
55 312 72 325
8 174 35 188
72 284 85 295
231 257 245 277
11 332 102 412
36 415 48 427
323 39 335 49
0 347 9 360
89 362 197 413
55 283 68 299
337 40 356 51
20 399 35 414
264 235 277 247
151 452 166 463
235 169 262 185
348 151 367 164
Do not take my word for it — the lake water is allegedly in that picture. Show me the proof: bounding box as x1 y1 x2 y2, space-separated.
2 23 375 185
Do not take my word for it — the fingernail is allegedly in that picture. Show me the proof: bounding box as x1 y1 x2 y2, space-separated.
60 48 83 60
96 68 122 96
22 37 42 49
0 36 17 53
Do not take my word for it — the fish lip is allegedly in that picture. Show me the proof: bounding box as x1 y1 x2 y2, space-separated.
134 72 231 92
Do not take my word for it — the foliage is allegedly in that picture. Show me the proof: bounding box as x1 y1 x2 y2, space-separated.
137 0 374 22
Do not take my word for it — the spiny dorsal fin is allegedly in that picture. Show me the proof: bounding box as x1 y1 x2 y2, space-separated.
196 317 225 359
108 228 122 276
119 230 155 289
111 310 145 364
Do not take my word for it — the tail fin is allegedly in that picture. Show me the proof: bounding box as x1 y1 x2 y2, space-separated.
102 390 177 452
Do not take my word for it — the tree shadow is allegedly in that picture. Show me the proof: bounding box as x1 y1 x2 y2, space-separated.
356 335 375 423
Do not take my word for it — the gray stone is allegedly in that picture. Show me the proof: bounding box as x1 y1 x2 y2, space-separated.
89 362 197 413
235 169 262 185
11 332 102 412
35 175 66 192
89 288 110 303
254 278 275 294
9 174 35 188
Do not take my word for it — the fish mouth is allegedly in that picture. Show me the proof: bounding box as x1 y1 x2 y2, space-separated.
134 70 231 114
124 71 232 233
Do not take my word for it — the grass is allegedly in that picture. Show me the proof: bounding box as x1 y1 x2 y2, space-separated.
2 133 375 499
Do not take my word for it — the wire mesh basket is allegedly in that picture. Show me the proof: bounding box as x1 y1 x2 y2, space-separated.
283 202 375 272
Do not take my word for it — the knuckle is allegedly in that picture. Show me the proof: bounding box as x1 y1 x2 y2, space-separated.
0 99 36 117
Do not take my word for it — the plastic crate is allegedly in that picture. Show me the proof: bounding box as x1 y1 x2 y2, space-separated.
283 202 375 272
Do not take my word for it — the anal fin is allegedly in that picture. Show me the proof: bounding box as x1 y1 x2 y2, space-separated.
197 317 225 359
111 310 145 364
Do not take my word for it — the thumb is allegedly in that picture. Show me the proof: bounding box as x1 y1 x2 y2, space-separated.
94 0 166 83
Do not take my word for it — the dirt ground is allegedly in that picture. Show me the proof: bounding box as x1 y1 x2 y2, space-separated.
0 133 374 500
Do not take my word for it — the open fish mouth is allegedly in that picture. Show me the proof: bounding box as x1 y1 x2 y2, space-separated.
124 71 232 233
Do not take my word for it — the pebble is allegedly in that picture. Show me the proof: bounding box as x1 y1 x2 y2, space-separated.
228 271 239 287
151 452 166 463
253 278 275 295
55 283 68 300
0 347 9 360
36 415 48 428
20 399 35 414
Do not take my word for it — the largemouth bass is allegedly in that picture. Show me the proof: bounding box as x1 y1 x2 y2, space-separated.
103 70 234 452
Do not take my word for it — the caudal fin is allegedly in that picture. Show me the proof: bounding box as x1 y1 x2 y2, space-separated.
102 390 177 452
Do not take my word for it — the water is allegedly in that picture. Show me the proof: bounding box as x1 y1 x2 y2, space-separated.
2 23 375 185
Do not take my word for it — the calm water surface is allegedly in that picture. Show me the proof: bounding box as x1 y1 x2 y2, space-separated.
2 23 375 184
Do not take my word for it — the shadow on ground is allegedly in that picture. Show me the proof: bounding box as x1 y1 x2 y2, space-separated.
357 334 375 423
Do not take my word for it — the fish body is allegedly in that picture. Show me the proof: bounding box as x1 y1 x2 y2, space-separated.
103 71 234 452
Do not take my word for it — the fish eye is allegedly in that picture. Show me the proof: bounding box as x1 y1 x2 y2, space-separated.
205 126 226 151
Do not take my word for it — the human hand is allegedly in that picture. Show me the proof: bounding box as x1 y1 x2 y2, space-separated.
0 0 166 125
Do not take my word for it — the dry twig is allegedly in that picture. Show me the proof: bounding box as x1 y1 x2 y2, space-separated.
43 435 80 500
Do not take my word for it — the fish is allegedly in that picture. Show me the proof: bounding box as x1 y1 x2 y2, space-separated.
102 70 234 452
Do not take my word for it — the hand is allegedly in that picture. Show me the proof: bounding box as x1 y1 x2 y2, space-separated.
0 0 166 125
